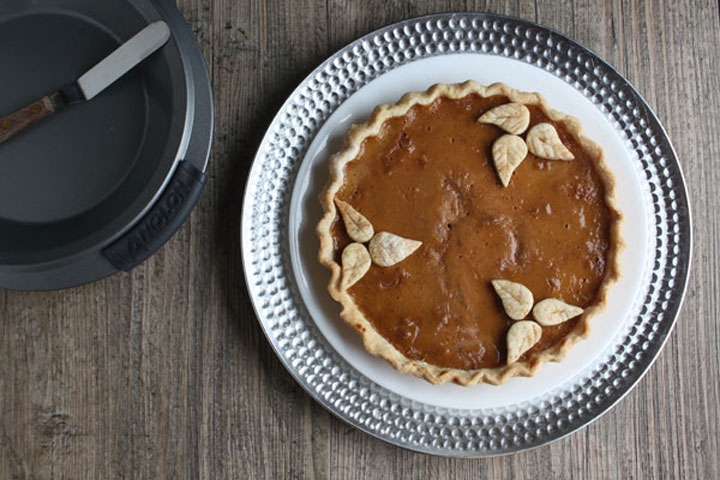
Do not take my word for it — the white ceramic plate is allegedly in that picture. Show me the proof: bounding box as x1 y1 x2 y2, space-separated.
289 53 648 410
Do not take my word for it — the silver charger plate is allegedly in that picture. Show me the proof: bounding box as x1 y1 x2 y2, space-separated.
241 13 691 456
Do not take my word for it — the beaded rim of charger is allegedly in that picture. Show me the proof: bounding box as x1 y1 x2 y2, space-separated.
242 13 691 456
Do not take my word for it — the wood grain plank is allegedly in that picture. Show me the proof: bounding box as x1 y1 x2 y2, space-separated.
0 0 718 479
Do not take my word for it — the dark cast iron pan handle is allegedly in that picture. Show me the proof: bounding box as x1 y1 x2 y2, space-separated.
102 160 206 271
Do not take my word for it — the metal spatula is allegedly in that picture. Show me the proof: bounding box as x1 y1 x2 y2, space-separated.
0 20 170 144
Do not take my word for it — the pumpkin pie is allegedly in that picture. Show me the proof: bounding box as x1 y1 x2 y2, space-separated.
316 81 623 385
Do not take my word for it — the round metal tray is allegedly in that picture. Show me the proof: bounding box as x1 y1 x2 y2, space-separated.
241 13 691 456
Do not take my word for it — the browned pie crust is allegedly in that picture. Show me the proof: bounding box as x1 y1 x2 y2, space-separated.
316 81 623 386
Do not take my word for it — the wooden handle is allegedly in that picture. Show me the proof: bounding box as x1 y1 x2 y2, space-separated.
0 97 55 143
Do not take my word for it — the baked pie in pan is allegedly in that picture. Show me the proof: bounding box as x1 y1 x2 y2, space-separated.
317 81 623 385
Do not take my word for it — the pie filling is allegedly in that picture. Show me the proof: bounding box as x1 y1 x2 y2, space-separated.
329 93 612 371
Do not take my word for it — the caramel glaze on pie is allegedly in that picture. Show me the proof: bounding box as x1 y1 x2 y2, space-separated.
330 93 616 371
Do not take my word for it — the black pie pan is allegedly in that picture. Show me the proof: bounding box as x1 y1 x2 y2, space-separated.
0 0 213 290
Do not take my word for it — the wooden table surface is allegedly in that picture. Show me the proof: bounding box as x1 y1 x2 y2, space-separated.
1 1 718 478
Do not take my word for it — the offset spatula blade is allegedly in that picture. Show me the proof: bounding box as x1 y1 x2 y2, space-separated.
78 21 170 100
0 21 170 144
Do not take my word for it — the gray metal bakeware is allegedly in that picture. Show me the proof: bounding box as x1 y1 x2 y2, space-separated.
0 0 213 290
